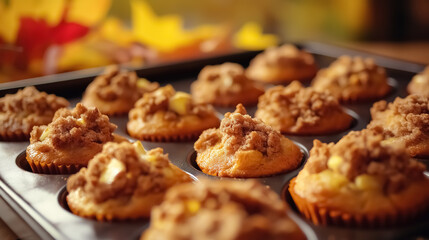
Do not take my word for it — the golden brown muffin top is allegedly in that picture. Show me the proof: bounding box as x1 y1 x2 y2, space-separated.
192 62 259 96
67 141 188 203
254 44 315 67
88 65 159 102
369 94 429 136
372 94 429 116
142 179 304 240
408 66 429 96
195 104 282 157
314 56 386 87
30 103 116 148
132 85 216 121
257 81 345 129
305 130 426 194
0 86 69 115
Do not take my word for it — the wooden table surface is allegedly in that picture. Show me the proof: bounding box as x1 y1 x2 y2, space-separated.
1 41 428 240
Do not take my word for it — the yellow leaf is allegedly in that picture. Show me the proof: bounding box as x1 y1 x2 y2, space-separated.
58 36 111 71
0 2 19 43
12 0 65 26
99 17 135 46
233 22 278 51
131 0 218 52
0 0 66 42
67 0 111 26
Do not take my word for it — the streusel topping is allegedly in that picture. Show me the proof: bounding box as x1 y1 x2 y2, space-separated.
195 104 282 156
304 130 426 193
257 81 345 130
142 179 304 240
67 141 183 203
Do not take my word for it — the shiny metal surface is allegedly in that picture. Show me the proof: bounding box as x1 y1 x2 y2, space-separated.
0 45 428 240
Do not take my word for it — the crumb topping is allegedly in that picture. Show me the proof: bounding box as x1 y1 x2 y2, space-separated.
0 86 69 114
131 85 216 121
368 95 429 154
305 130 426 193
257 81 345 130
30 103 116 148
67 141 180 203
90 65 158 102
0 86 69 134
143 179 302 240
192 63 251 95
259 44 315 67
408 66 429 96
195 104 282 156
389 94 429 115
313 56 386 87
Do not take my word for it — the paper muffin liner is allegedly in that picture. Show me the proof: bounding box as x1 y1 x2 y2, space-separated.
212 98 259 108
103 110 129 117
0 129 29 141
288 177 428 228
26 157 83 174
131 131 202 142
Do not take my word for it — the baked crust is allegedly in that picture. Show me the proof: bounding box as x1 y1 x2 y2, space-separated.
26 103 119 173
191 62 264 107
66 141 192 220
255 81 353 135
368 94 429 157
407 66 429 96
127 85 220 142
0 86 69 141
141 179 305 240
245 44 318 84
194 104 302 177
82 65 159 115
312 56 390 102
290 129 429 226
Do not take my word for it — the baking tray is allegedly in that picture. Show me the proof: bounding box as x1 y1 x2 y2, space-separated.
0 42 428 240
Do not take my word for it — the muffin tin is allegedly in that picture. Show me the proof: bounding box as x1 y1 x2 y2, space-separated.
0 42 428 240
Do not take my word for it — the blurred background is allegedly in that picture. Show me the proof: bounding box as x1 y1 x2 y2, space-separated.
1 0 428 82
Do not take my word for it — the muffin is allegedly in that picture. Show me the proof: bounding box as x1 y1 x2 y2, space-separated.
255 81 353 135
194 104 302 177
407 66 429 96
26 103 125 174
66 141 192 221
245 44 318 84
0 86 69 141
141 179 305 240
312 56 391 102
191 62 264 107
289 129 429 227
82 65 159 115
367 94 429 158
127 85 220 142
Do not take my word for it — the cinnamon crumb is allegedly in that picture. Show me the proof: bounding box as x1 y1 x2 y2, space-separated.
30 103 116 148
142 179 303 240
256 81 345 131
368 95 429 157
305 129 426 193
0 86 69 134
195 104 282 156
67 142 177 203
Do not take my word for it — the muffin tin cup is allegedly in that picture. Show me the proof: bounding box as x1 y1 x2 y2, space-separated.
0 43 428 240
0 130 29 142
27 159 83 175
288 178 427 228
